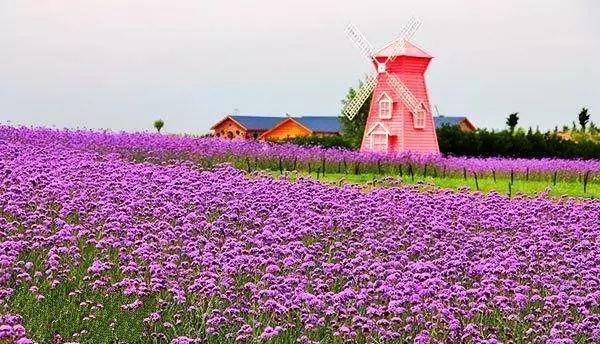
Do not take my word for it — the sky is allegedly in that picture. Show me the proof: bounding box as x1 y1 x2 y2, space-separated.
1 0 599 134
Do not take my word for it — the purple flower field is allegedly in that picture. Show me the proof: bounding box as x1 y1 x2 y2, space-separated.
0 128 599 343
2 126 599 178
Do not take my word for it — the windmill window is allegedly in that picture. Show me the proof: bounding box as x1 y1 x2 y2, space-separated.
378 93 392 119
413 111 426 129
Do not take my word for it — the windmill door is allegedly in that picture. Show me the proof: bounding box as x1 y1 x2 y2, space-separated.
366 122 390 152
388 135 399 151
371 134 388 152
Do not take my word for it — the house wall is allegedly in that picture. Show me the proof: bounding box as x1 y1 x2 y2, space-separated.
245 130 265 139
213 118 247 139
261 119 311 140
458 120 476 132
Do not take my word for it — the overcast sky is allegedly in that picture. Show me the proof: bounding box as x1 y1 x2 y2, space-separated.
1 0 599 133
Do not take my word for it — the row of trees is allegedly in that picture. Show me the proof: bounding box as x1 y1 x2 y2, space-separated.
437 125 600 159
285 124 600 159
506 108 595 135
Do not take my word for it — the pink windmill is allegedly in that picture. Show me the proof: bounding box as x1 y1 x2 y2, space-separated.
342 18 440 154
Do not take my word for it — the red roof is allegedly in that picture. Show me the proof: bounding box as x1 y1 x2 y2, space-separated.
375 40 432 58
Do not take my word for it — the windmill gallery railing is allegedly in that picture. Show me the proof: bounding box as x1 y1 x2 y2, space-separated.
2 126 599 194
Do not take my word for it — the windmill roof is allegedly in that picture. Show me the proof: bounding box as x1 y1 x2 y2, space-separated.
229 115 285 130
375 40 432 58
295 116 342 133
433 115 467 128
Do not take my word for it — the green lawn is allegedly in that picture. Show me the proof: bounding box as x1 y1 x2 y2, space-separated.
269 171 600 199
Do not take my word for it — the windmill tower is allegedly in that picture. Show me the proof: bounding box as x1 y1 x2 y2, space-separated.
343 18 439 154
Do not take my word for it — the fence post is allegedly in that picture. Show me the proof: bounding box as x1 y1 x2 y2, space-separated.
246 157 252 172
423 164 428 178
474 172 479 191
526 168 529 181
463 168 467 180
377 159 382 175
510 169 514 184
408 164 414 182
492 170 496 182
584 170 590 193
321 157 326 176
278 157 283 174
508 182 512 199
553 171 557 186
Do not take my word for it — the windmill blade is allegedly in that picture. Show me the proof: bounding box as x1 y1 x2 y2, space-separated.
342 74 377 120
385 72 421 114
345 23 377 63
383 17 422 64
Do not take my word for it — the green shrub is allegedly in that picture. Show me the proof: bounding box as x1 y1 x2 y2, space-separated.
278 135 354 149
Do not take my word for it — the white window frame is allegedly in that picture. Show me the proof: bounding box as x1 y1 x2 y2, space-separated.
366 122 390 152
413 110 426 129
377 92 392 119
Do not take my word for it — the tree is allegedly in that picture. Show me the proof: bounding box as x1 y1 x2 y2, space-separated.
506 112 519 134
339 79 372 149
578 107 590 132
153 119 164 133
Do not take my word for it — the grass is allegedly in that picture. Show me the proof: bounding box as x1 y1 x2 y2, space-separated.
268 170 600 199
122 150 600 199
9 244 593 344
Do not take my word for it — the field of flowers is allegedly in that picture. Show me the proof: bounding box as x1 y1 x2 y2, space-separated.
0 128 599 343
2 126 600 181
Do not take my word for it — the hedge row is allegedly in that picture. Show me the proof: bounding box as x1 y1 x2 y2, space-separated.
281 126 600 159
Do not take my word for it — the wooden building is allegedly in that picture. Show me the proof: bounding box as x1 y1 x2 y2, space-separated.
359 41 440 154
259 116 341 140
211 115 341 140
433 115 477 132
210 115 284 139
